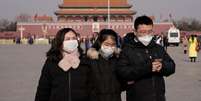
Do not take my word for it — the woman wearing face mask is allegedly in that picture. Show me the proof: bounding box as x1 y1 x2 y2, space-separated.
87 29 123 101
35 28 91 101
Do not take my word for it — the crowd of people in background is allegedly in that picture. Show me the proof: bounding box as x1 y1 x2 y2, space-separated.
12 28 201 64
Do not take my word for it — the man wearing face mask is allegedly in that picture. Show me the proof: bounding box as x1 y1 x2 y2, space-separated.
116 15 175 101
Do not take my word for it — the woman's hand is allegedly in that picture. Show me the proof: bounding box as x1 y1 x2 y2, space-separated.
87 48 99 59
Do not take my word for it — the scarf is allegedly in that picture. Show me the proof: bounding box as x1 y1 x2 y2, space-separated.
58 49 80 71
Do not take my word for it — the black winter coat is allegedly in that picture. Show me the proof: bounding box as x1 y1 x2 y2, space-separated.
116 33 175 101
87 56 122 101
35 57 91 101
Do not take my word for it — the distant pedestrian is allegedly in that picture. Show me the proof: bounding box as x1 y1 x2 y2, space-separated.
86 37 93 50
183 35 188 54
28 36 34 45
188 35 199 62
16 37 21 44
163 35 168 51
80 37 87 54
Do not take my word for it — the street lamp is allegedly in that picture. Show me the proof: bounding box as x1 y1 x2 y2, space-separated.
42 24 48 38
107 0 110 29
18 25 25 39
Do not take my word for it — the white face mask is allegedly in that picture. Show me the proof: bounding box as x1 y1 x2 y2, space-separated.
138 34 153 46
101 45 115 58
63 40 78 53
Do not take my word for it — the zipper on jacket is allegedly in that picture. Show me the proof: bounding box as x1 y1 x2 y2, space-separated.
145 49 157 101
145 49 152 59
152 76 157 101
68 70 72 101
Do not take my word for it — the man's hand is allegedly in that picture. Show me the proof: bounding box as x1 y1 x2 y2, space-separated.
152 59 162 72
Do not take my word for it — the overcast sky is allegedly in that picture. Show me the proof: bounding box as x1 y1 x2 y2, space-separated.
0 0 201 21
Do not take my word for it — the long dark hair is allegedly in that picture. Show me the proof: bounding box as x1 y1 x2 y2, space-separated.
92 29 118 50
46 28 82 62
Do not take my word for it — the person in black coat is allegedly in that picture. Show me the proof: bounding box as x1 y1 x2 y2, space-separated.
35 28 91 101
87 29 123 101
116 15 175 101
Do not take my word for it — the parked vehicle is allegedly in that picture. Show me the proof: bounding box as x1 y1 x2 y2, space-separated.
167 27 180 46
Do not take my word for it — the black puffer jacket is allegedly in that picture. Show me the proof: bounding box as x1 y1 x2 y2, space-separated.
87 55 122 101
116 33 175 101
35 57 91 101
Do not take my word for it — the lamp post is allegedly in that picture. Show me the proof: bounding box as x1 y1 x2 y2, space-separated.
107 0 110 29
42 24 48 38
18 25 25 39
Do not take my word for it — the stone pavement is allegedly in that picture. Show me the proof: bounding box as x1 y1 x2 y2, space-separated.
0 45 201 101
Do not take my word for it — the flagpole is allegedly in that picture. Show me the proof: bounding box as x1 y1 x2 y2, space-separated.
107 0 110 29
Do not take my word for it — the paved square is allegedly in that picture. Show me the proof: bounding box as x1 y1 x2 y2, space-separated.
0 45 201 101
